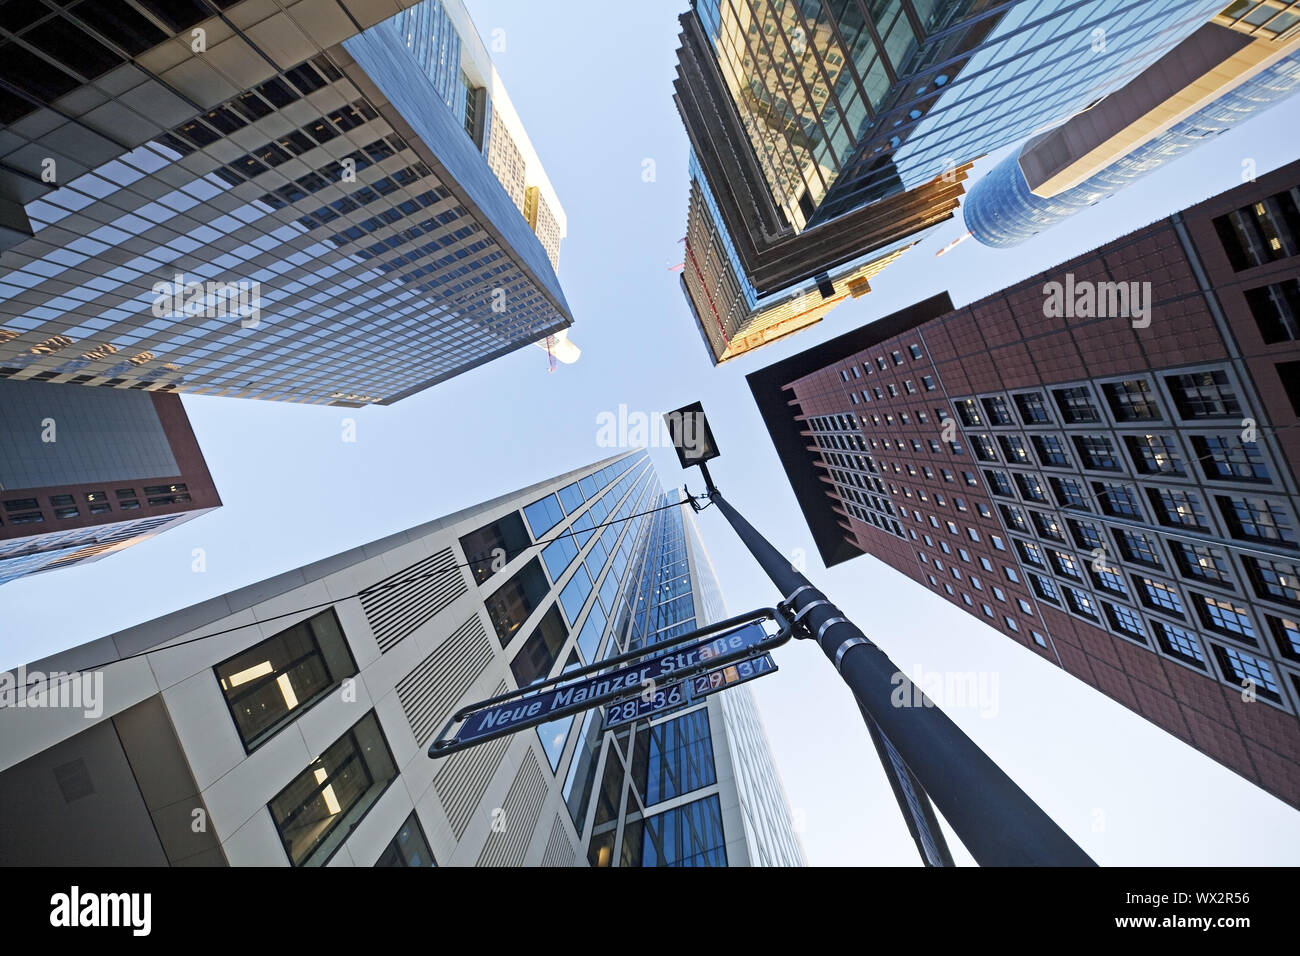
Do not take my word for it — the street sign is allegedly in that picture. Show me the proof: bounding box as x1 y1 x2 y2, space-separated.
449 621 771 748
603 678 687 729
603 652 778 729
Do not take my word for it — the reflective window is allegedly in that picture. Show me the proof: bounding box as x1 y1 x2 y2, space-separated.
485 558 549 646
215 609 356 751
523 494 565 537
632 709 717 806
621 794 727 867
374 811 436 867
269 711 397 866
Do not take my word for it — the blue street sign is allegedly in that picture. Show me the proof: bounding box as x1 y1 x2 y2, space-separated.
604 679 688 729
603 653 778 729
453 621 769 745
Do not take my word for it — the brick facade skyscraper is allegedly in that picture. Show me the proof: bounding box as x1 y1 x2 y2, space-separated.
750 159 1300 809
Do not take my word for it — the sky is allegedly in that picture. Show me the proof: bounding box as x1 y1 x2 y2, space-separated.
6 0 1300 866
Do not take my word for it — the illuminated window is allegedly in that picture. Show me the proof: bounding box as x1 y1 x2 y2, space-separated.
214 609 357 751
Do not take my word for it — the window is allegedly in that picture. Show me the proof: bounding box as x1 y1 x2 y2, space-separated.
1245 556 1300 606
1267 615 1300 661
1172 542 1234 587
1029 573 1059 603
1192 593 1256 641
1152 621 1206 668
1125 434 1185 476
985 470 1013 497
1050 477 1089 510
1091 564 1128 597
1050 549 1081 579
1063 587 1097 620
511 605 570 687
1105 603 1146 641
1014 392 1051 425
954 399 983 427
1033 434 1070 467
973 434 998 461
1244 279 1300 342
1149 488 1209 530
909 344 923 360
1074 435 1120 471
982 395 1013 425
1102 380 1160 421
1212 645 1280 701
1219 495 1296 545
990 535 1006 552
998 435 1029 463
1015 473 1047 503
485 558 550 646
1137 577 1184 616
215 609 357 752
269 711 397 866
1165 370 1242 420
631 710 716 806
1031 631 1048 648
1213 191 1300 270
542 535 580 581
621 794 727 867
1018 540 1046 567
1095 482 1142 518
375 811 436 867
1053 386 1100 423
1192 435 1269 482
1115 529 1163 568
1068 519 1104 551
1032 511 1065 542
523 493 565 537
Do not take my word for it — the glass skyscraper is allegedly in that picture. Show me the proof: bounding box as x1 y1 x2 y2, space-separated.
964 6 1300 247
0 0 568 406
0 450 803 866
673 0 1230 363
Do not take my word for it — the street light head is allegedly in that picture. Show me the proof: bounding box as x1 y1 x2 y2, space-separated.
663 402 720 470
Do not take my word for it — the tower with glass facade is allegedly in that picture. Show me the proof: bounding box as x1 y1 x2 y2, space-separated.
0 450 803 866
748 160 1300 812
673 0 1230 362
0 0 568 406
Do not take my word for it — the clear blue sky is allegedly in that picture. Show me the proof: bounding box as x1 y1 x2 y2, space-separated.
6 0 1300 865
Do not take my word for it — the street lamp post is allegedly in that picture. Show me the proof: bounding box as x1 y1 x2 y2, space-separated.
664 403 1096 867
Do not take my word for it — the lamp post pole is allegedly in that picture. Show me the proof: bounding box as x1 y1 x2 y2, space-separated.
693 457 1095 867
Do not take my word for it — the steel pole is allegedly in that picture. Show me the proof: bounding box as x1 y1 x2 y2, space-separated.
704 483 1095 866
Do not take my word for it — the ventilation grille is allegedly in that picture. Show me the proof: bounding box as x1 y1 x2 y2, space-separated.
540 813 578 867
395 615 493 747
360 547 466 653
476 749 547 867
434 682 509 840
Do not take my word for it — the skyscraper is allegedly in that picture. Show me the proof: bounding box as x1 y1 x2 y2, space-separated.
673 0 1230 361
749 160 1300 811
964 2 1300 247
0 450 804 866
0 379 219 586
0 0 569 406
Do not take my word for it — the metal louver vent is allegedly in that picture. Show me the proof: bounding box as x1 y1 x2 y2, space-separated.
434 682 509 839
476 749 547 867
360 547 466 653
540 813 578 867
395 615 492 747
